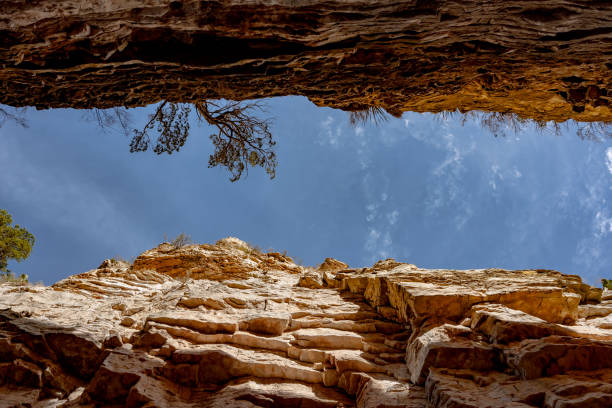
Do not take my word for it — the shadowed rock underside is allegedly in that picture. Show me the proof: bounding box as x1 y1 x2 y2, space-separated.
0 237 611 407
1 0 611 122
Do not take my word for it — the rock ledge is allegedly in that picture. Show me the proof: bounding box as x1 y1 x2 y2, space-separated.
0 238 610 407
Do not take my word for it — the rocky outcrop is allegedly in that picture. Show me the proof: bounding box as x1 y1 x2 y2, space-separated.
1 1 611 122
0 237 611 407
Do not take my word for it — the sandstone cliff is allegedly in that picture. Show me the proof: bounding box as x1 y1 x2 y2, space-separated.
1 1 611 122
0 237 611 407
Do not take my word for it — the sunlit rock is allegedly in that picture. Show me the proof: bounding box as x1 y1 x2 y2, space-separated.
0 238 610 406
1 1 611 123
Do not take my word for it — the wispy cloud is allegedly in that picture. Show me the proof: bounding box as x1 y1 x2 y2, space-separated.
408 119 475 230
334 122 402 263
387 210 399 225
570 146 612 282
595 211 612 236
318 115 343 148
488 164 522 192
362 175 397 262
365 228 392 261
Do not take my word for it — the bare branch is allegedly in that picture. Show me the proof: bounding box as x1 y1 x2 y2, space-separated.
129 101 191 153
0 105 28 128
85 107 132 136
115 99 277 181
437 110 611 140
576 121 612 141
194 100 277 182
348 106 389 127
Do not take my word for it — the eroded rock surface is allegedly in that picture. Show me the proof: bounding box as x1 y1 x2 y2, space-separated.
0 237 611 407
1 1 611 122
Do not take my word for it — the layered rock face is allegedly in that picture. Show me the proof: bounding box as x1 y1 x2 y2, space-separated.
1 237 611 407
1 1 611 121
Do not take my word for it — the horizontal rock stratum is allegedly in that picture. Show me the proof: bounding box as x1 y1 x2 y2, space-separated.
1 1 611 122
1 237 611 407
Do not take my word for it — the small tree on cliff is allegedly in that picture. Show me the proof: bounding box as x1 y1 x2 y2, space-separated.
92 100 276 182
0 209 35 280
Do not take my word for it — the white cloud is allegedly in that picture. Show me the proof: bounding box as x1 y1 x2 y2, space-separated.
318 115 343 147
454 204 474 231
360 163 398 262
595 211 612 237
365 229 381 249
321 117 373 167
387 210 399 225
487 163 522 194
433 141 462 177
571 152 612 279
425 136 468 217
365 203 378 222
321 116 333 128
606 147 612 175
365 228 392 261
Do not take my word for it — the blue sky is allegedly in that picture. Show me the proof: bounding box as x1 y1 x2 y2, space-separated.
1 96 612 286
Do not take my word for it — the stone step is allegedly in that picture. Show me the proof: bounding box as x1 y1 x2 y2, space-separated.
406 324 498 385
504 336 612 379
289 317 406 334
334 371 426 408
163 344 324 386
206 379 355 408
146 312 238 334
426 368 612 408
150 322 292 354
290 328 364 349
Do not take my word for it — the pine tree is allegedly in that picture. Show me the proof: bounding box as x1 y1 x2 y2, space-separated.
0 209 35 279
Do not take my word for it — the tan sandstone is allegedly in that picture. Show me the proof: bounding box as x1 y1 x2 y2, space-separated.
1 1 611 122
0 237 610 407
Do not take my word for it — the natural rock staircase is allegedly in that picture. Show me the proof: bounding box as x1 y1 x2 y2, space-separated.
0 238 611 407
